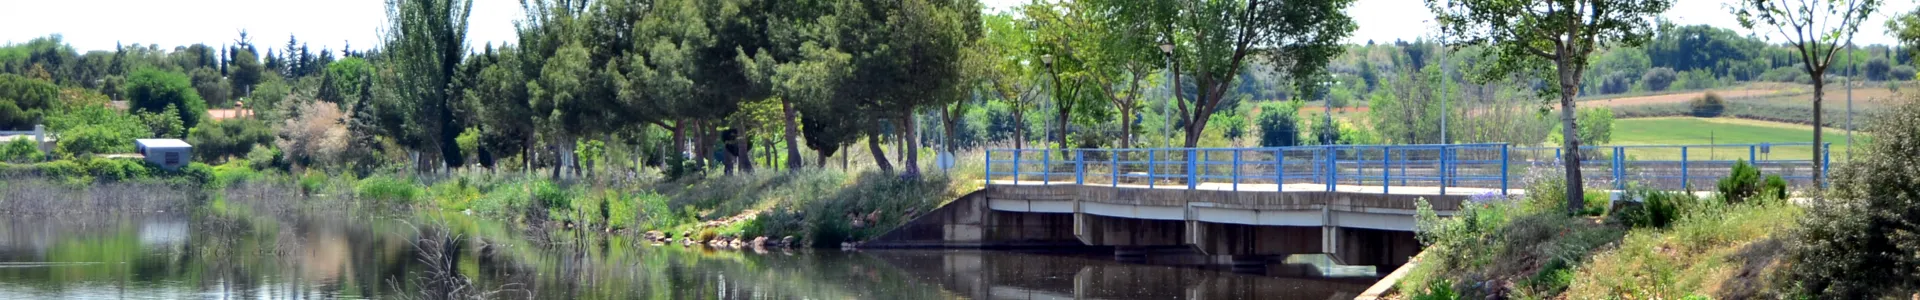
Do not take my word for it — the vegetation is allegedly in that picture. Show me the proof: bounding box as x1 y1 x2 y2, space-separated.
1776 94 1920 297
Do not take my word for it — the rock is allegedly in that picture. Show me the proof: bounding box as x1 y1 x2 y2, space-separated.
780 236 797 248
751 236 769 248
643 231 665 241
839 241 857 250
729 238 746 248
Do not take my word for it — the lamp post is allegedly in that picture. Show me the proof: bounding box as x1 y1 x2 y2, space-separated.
1160 42 1175 148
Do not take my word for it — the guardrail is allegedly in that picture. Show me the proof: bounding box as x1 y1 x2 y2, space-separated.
984 143 1513 195
1509 143 1830 190
984 142 1832 195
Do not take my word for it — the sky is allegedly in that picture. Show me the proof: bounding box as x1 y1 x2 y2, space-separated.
1 0 1913 53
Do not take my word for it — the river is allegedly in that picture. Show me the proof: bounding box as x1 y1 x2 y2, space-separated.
0 213 1374 299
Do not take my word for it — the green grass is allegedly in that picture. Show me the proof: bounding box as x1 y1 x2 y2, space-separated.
1564 201 1801 299
1607 117 1865 161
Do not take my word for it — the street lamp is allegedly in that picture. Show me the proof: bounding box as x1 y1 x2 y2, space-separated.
1160 42 1176 148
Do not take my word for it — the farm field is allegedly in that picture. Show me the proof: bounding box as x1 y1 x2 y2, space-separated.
1606 117 1867 161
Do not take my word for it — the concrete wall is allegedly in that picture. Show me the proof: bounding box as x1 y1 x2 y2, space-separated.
867 190 1080 248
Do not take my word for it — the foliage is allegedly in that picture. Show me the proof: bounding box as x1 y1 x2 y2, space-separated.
1865 57 1890 81
1892 65 1917 81
1565 201 1803 299
126 69 209 130
1575 107 1614 146
0 73 58 129
1084 0 1357 147
85 158 150 182
37 160 89 184
299 169 327 196
1690 92 1727 117
1642 67 1677 91
1716 160 1764 204
56 125 135 157
276 100 349 168
245 144 282 170
1429 0 1673 215
187 119 275 163
137 105 186 139
1778 95 1920 297
1 138 42 163
1409 176 1628 298
1732 0 1885 186
355 174 420 206
1256 101 1302 147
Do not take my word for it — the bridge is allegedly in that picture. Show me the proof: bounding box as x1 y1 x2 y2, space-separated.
871 143 1829 271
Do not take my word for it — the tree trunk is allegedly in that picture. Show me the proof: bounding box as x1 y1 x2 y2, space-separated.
1811 78 1825 193
1184 107 1210 148
868 134 893 174
1057 108 1071 152
735 118 754 174
1118 107 1132 148
1012 108 1024 150
1557 62 1586 215
817 148 830 168
781 98 803 171
670 120 686 166
903 113 922 177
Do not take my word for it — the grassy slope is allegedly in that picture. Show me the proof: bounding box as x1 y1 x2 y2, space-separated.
1565 202 1801 299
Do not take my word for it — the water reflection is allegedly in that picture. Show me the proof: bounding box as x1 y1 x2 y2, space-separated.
0 215 1370 299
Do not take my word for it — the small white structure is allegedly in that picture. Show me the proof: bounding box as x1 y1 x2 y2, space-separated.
135 139 192 170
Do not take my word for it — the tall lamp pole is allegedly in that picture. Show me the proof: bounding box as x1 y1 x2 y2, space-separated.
1160 42 1176 148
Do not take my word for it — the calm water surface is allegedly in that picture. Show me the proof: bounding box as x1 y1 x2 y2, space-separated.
0 214 1371 299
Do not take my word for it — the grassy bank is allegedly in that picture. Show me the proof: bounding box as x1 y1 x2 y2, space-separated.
0 155 973 249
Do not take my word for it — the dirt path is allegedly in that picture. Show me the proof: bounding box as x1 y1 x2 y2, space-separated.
1583 89 1778 108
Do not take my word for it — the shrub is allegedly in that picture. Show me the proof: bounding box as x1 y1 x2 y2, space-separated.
605 190 639 230
245 144 282 170
1689 92 1726 117
1 138 42 163
299 169 327 196
1716 160 1762 204
38 160 88 183
1779 94 1920 297
1642 67 1677 91
532 180 570 210
0 74 58 130
1891 65 1916 81
1613 187 1697 228
1763 174 1788 201
86 158 149 182
1256 101 1302 147
276 101 349 168
428 178 481 212
56 125 135 157
1865 57 1891 81
178 162 215 187
355 174 420 206
188 119 275 163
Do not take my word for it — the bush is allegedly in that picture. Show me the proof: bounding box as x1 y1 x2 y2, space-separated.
56 125 135 158
428 178 481 212
178 162 215 187
1763 174 1788 201
1 138 42 163
1689 92 1726 117
1255 101 1302 147
299 169 327 196
1779 94 1920 297
1716 160 1762 204
1865 57 1891 81
355 174 420 206
1613 187 1697 228
1891 65 1916 81
38 160 88 183
532 180 570 210
1642 67 1677 91
86 158 149 182
0 74 58 130
188 119 275 163
245 144 282 170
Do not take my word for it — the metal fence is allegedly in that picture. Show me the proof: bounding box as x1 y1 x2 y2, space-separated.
984 143 1514 195
984 142 1831 195
1509 143 1830 190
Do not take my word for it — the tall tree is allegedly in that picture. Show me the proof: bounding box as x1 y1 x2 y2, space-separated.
834 0 980 176
976 12 1043 150
1429 0 1673 213
380 0 474 169
1732 0 1881 188
1085 0 1358 147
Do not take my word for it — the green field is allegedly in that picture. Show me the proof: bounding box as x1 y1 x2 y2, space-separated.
1608 117 1867 161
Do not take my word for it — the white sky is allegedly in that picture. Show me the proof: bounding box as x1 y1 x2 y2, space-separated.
0 0 1912 53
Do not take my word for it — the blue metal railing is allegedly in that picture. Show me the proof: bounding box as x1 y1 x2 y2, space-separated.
984 142 1831 195
984 143 1514 195
1508 142 1831 190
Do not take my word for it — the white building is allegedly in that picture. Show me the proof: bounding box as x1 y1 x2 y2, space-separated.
135 139 192 170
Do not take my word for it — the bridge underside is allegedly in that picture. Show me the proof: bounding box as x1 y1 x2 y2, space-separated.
870 184 1461 269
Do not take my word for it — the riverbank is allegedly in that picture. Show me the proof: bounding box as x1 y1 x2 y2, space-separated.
0 158 973 250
